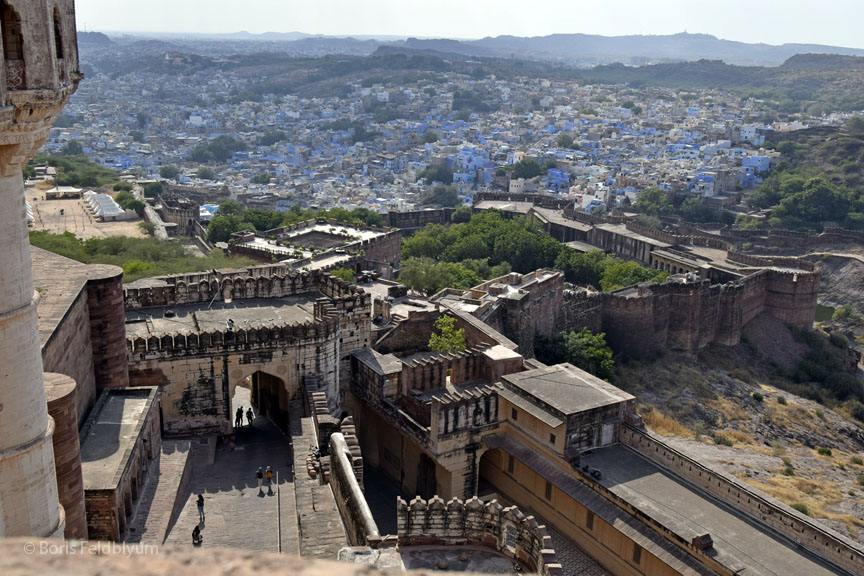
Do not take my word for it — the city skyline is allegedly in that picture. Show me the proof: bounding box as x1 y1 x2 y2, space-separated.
77 0 864 50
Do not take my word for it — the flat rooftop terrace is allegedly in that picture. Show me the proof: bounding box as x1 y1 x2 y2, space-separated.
80 390 154 491
125 293 321 338
581 445 842 576
502 364 634 416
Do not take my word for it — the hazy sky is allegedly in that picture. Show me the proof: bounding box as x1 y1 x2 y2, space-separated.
76 0 864 49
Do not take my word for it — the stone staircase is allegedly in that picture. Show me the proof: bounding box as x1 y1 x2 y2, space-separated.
125 439 192 544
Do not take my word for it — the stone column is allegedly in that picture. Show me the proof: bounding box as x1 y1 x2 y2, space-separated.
0 170 64 538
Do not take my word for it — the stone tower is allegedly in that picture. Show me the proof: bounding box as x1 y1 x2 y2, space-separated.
0 0 80 538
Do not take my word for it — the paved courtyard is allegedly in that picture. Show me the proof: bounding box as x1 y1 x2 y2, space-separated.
163 388 299 553
27 185 146 238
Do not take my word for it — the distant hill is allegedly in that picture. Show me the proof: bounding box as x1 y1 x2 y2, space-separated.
77 31 112 45
396 32 864 67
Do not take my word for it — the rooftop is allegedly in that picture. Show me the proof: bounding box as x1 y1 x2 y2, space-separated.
581 445 842 576
79 388 156 491
501 364 634 416
124 293 321 338
353 348 403 376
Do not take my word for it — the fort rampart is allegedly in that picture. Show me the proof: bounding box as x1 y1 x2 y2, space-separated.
620 425 864 576
557 268 818 357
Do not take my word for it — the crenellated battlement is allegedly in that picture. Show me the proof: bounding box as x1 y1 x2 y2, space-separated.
124 265 369 310
126 316 341 360
397 496 562 576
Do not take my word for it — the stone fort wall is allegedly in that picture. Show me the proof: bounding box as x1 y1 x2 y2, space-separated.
555 268 818 358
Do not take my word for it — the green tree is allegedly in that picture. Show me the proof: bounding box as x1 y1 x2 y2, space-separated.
417 166 453 185
556 133 574 149
196 166 216 180
252 172 272 185
216 200 244 217
61 140 83 156
23 165 36 180
419 184 460 207
513 158 541 179
328 267 355 283
451 206 473 223
143 182 163 199
633 187 673 216
242 209 283 232
136 112 148 129
600 260 667 291
159 165 180 181
422 131 439 144
129 130 145 142
190 135 246 163
207 215 244 243
428 315 467 355
554 249 607 286
258 131 286 146
535 328 615 382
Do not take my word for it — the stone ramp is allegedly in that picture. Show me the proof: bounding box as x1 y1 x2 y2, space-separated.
163 418 300 553
290 401 347 558
125 439 192 544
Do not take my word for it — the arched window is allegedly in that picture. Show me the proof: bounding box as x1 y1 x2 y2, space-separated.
53 7 63 59
1 2 23 60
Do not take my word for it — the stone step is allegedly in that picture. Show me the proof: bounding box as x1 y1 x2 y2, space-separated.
125 439 192 544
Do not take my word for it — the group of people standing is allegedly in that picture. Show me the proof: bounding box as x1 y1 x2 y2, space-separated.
235 406 254 428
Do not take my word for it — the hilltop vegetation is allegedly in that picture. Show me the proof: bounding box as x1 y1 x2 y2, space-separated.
398 210 666 294
29 231 257 282
206 202 385 243
31 154 122 188
742 125 864 230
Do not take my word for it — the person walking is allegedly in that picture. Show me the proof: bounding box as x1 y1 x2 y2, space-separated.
265 466 273 485
196 494 205 522
235 406 243 428
192 525 202 545
246 407 254 427
256 467 264 494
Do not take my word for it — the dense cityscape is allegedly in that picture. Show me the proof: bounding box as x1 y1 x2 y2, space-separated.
1 3 864 576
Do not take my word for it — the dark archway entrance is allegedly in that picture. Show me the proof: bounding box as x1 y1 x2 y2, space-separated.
250 371 290 434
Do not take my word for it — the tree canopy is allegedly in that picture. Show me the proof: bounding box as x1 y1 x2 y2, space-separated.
190 135 246 163
159 165 180 181
418 184 460 207
535 328 615 382
633 187 673 216
428 315 467 355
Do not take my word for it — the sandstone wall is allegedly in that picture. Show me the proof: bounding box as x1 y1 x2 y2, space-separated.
128 322 341 435
41 287 96 429
45 373 86 539
581 268 819 358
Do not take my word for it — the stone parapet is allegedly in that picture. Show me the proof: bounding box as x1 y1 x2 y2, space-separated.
397 496 562 576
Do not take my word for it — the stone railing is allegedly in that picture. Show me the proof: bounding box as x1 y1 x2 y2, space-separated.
329 430 378 546
620 425 864 575
397 496 562 576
